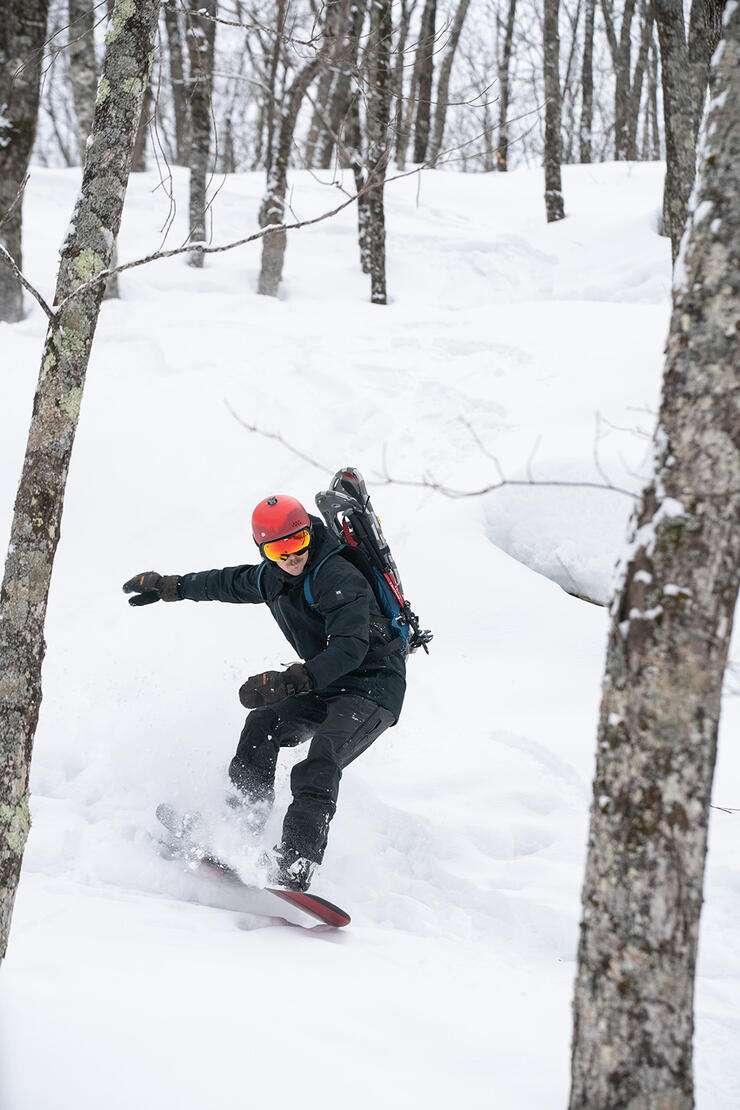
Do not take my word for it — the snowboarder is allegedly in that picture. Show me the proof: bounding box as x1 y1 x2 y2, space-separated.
123 494 406 892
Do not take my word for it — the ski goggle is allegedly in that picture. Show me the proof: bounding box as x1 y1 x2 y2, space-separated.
261 528 312 562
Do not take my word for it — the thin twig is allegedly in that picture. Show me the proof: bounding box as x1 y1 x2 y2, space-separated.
0 174 30 233
0 245 56 324
224 401 333 471
226 414 639 499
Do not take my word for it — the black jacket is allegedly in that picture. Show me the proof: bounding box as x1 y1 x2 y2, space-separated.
178 518 406 719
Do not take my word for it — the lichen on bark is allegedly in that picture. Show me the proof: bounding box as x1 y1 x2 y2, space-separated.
0 0 160 969
569 7 740 1107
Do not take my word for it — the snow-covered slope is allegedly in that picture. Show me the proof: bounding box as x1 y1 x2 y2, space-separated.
1 163 738 1109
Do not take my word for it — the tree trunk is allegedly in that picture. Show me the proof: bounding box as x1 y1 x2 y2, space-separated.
264 0 287 173
365 0 392 303
319 0 366 170
543 0 565 221
655 0 696 262
569 7 740 1106
305 65 338 169
647 36 661 158
258 3 340 296
579 0 595 161
601 0 638 159
68 0 98 162
688 0 723 139
560 0 583 163
496 0 518 171
185 0 216 267
347 90 371 272
0 0 50 324
164 1 190 164
393 0 417 168
0 0 160 969
428 0 471 166
625 0 655 160
305 0 356 175
412 0 436 162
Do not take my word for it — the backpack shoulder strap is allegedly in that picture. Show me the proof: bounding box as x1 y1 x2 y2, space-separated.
257 560 268 600
304 548 343 607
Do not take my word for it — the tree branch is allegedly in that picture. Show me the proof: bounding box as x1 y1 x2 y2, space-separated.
0 246 56 325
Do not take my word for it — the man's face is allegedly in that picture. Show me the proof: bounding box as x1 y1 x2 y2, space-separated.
280 548 310 576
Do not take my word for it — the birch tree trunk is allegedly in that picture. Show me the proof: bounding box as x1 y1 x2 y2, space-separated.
346 89 371 272
428 0 471 166
68 0 98 161
0 0 160 968
0 0 50 323
569 6 740 1105
185 0 216 267
496 0 518 171
543 0 565 221
365 0 392 304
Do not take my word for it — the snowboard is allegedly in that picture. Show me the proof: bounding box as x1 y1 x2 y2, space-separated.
155 803 351 929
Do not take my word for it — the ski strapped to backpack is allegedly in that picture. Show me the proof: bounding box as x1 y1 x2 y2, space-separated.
307 467 432 657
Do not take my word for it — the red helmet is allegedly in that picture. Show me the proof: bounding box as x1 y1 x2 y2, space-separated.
251 495 311 546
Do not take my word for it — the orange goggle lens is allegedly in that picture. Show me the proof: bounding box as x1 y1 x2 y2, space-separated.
262 528 311 562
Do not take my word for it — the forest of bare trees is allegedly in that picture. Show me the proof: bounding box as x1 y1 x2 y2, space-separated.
0 1 737 1108
1 0 726 321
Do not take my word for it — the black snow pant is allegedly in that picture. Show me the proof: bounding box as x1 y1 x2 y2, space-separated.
228 693 395 864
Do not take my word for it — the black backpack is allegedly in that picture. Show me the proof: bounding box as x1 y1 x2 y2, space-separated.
307 468 432 656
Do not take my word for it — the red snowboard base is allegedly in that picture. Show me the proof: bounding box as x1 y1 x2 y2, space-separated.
156 802 351 928
197 856 351 928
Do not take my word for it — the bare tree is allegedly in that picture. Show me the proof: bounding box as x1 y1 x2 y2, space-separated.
264 0 288 173
543 0 565 221
68 0 97 161
365 0 392 303
569 5 739 1105
600 0 637 159
624 0 655 161
393 0 419 168
318 0 366 170
185 0 217 267
578 0 595 161
0 0 160 969
655 0 726 261
496 0 518 171
412 0 436 162
0 0 50 323
258 5 339 296
163 0 190 163
428 0 472 166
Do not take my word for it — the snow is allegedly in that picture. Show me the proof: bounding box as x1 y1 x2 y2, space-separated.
1 161 739 1109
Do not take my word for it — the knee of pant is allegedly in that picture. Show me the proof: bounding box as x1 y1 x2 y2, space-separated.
290 756 341 801
240 705 279 743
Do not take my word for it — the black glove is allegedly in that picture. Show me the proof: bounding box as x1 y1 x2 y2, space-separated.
239 663 312 708
122 571 182 606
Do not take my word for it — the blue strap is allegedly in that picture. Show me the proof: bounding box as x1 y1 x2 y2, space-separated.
304 549 341 607
257 561 267 600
